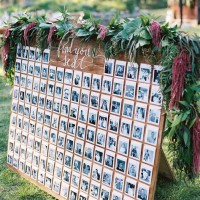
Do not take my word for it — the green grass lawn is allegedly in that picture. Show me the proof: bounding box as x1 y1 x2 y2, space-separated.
0 66 200 200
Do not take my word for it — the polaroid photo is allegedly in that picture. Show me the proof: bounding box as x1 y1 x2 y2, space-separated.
29 47 35 60
32 92 38 106
45 174 53 189
107 132 117 152
112 78 124 97
122 99 134 119
80 89 90 106
92 74 101 91
64 151 73 168
18 103 24 115
41 64 48 79
69 103 79 120
59 116 68 132
42 126 50 141
104 59 115 76
32 167 38 180
77 123 86 140
102 168 112 187
46 159 55 175
118 137 129 156
15 59 21 72
10 127 16 141
90 181 100 199
34 63 41 77
109 115 119 133
37 109 44 123
44 111 51 126
36 48 42 62
26 76 33 90
57 67 64 82
125 178 136 198
142 144 156 165
43 49 50 63
53 179 61 194
130 140 142 160
139 63 152 83
114 173 124 192
48 144 56 160
54 163 63 179
14 142 20 156
57 132 66 148
21 60 28 74
14 73 20 86
71 171 80 188
104 150 115 169
19 89 25 101
56 148 64 164
73 156 82 172
50 130 57 145
30 106 37 120
7 154 13 165
153 65 162 84
35 124 43 138
60 182 69 199
92 164 102 182
79 192 88 200
150 85 163 105
127 62 138 81
49 66 56 81
63 167 71 183
23 119 29 132
115 60 126 78
8 141 14 153
19 159 25 172
20 146 26 160
96 129 106 147
127 159 139 179
22 46 29 59
145 125 159 146
112 191 122 200
13 87 19 100
33 152 40 167
134 103 147 122
82 160 92 177
137 183 149 200
71 87 80 103
137 83 150 103
68 119 77 135
86 126 96 143
66 135 74 153
63 85 71 101
116 155 127 174
25 91 31 105
20 74 26 88
39 155 47 171
64 69 73 85
69 187 78 200
75 139 84 155
120 118 132 137
88 109 97 126
84 143 94 160
53 98 61 113
73 70 82 87
16 43 22 58
132 122 145 141
61 100 69 116
100 185 110 200
40 79 47 94
55 83 63 99
10 113 17 126
111 97 121 115
82 72 91 89
38 170 45 185
29 121 35 135
25 162 31 176
41 142 48 157
140 163 153 184
94 147 104 164
38 94 45 109
27 135 34 149
46 97 53 111
124 80 136 100
33 77 40 92
98 112 108 130
90 92 99 109
148 105 161 125
100 94 110 112
28 61 34 75
102 76 112 94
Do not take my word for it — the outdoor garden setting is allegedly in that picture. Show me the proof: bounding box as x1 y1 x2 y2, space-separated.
1 0 200 200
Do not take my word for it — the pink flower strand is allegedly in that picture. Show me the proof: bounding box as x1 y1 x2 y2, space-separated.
98 24 107 40
149 21 162 48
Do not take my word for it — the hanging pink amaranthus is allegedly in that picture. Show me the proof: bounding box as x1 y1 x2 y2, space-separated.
169 49 191 110
193 117 200 174
47 25 57 44
149 21 162 48
23 22 37 45
97 24 107 40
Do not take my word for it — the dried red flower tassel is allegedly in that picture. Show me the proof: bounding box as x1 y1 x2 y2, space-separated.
193 117 200 174
98 24 107 40
47 25 57 45
23 22 37 46
149 21 162 48
1 41 9 69
169 49 191 109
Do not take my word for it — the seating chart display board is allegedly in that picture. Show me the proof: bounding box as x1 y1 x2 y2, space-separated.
7 40 164 200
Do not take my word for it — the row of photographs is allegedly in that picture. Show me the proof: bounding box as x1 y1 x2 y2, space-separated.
12 87 162 127
8 152 150 200
16 45 50 63
14 70 163 106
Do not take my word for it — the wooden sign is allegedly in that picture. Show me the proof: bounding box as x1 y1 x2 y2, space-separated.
7 39 165 200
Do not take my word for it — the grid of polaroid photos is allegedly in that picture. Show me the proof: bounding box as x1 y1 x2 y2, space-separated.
7 44 163 200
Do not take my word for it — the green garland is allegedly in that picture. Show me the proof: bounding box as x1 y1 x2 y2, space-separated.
1 10 200 178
